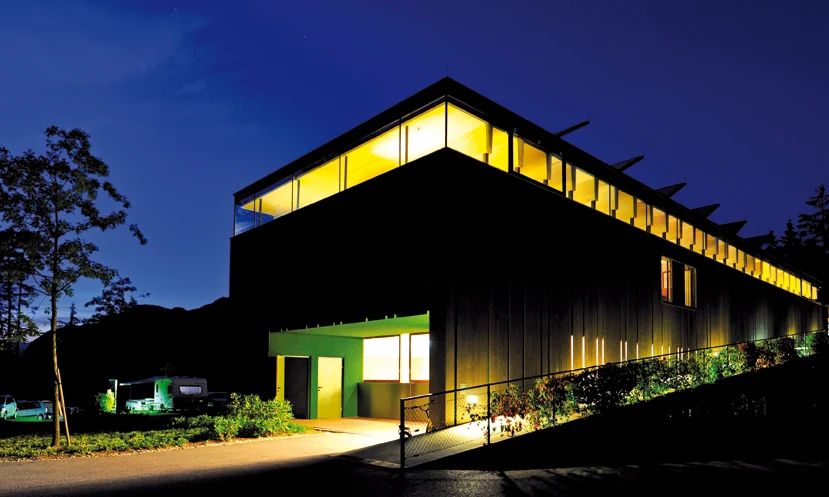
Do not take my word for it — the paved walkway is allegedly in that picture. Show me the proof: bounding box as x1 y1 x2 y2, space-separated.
293 417 400 439
0 432 380 497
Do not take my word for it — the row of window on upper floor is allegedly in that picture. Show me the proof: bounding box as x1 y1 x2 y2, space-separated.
234 100 508 235
232 98 819 302
514 137 818 302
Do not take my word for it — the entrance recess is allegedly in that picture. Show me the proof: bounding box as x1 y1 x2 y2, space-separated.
317 357 343 418
282 356 310 419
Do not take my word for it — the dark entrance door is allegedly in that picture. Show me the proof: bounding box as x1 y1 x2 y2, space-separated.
284 357 310 419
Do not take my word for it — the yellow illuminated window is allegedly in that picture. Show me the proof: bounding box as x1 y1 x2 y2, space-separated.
363 336 400 381
633 199 648 230
684 264 696 307
745 254 755 275
705 233 718 259
448 104 508 171
548 154 563 191
410 334 429 382
692 228 705 255
680 221 695 249
761 261 770 282
244 179 293 226
573 168 596 207
565 164 575 196
727 244 738 267
770 265 778 285
666 215 679 243
803 280 812 298
596 181 612 215
293 158 339 210
651 208 667 238
342 127 399 190
735 249 745 272
616 190 635 224
753 257 762 277
513 137 548 183
812 286 818 301
661 257 672 302
716 239 727 263
402 104 445 164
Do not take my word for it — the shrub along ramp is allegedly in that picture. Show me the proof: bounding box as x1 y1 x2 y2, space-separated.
418 352 829 470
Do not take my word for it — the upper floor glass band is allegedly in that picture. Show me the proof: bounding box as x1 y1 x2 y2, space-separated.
233 95 819 303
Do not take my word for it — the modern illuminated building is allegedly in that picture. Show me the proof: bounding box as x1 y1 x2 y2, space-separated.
229 78 825 419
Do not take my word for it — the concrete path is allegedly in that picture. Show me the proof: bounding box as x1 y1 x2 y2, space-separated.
0 432 379 497
293 417 401 439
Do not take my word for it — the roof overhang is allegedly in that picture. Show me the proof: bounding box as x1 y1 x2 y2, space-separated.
277 313 429 339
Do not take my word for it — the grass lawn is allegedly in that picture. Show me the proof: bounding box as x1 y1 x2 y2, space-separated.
0 422 312 461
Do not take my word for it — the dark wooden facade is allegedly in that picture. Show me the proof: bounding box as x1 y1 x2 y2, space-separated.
230 149 825 396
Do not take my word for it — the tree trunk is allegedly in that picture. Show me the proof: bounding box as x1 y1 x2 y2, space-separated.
52 290 60 448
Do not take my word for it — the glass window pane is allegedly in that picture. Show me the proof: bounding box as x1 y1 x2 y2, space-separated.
234 195 255 236
448 104 508 170
633 199 648 230
735 249 745 272
343 127 399 190
666 215 679 243
616 190 635 223
402 104 445 164
548 154 563 191
812 285 818 300
410 334 429 381
692 228 704 255
727 243 738 267
651 208 667 237
684 265 696 307
245 178 293 227
679 221 694 249
596 181 611 215
294 158 339 210
705 233 717 259
661 257 672 302
363 336 400 381
716 239 727 263
761 261 770 282
513 137 548 183
573 168 596 207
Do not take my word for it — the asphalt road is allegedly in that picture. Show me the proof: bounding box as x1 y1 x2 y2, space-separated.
1 432 827 496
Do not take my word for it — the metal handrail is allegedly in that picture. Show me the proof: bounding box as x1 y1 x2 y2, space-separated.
401 328 827 403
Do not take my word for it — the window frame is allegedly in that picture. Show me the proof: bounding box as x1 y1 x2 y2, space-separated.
362 333 430 383
661 255 697 310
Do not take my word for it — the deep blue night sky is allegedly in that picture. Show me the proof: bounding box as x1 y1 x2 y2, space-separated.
1 0 827 319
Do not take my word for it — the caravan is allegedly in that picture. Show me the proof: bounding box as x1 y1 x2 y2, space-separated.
119 376 208 413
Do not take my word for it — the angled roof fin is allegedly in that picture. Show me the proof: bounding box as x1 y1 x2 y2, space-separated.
554 120 590 138
691 203 720 218
719 220 748 235
654 182 687 198
744 234 774 247
611 155 644 172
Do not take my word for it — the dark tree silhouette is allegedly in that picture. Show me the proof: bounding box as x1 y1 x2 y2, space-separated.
85 276 148 325
0 127 146 447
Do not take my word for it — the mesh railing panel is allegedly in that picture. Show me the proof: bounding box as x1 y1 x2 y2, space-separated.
399 329 828 466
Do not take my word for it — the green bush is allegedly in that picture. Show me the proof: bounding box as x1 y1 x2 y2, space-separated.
808 332 829 355
477 332 826 437
95 391 116 413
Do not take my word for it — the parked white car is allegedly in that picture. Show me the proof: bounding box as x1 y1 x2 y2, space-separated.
0 394 16 420
15 400 48 420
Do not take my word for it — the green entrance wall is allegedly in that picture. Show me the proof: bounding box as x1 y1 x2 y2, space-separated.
269 332 363 418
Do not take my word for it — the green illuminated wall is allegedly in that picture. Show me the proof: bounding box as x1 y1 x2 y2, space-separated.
268 332 363 418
